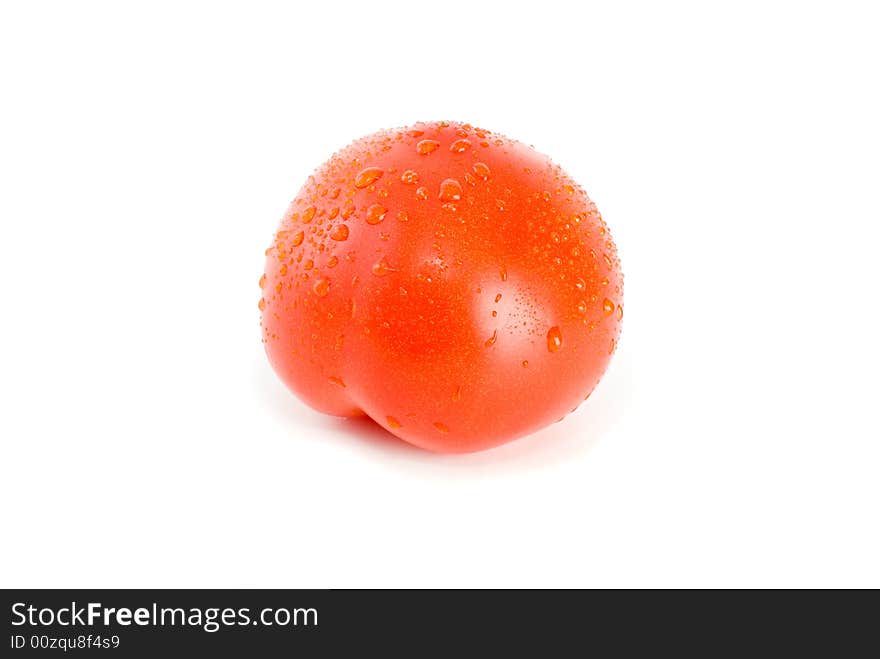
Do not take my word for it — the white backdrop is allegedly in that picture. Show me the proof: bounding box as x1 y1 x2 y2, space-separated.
1 1 878 588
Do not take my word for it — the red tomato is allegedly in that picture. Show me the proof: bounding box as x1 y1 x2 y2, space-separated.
260 121 623 453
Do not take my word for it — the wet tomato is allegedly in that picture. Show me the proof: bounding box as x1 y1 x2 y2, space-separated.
260 121 623 453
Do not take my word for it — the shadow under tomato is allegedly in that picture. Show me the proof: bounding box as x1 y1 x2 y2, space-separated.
255 349 633 475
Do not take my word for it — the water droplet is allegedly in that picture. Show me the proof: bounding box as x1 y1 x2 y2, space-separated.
291 230 304 246
563 184 575 195
354 166 384 188
485 329 497 347
371 259 394 276
330 224 349 241
617 304 624 320
500 266 508 281
575 277 586 291
366 203 387 225
603 298 615 315
415 186 429 200
576 300 587 315
397 210 409 222
417 139 440 155
495 199 507 211
326 255 339 268
452 386 462 401
313 277 330 297
433 422 450 433
600 277 609 286
603 253 613 268
258 274 266 289
302 206 316 223
280 264 288 276
328 375 346 387
304 259 314 270
438 178 462 202
258 298 266 311
400 169 419 184
386 415 401 429
450 138 472 153
609 338 616 354
547 326 563 352
472 162 490 179
494 293 502 303
330 187 341 199
522 360 529 368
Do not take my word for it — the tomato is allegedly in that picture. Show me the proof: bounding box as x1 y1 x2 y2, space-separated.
260 121 623 453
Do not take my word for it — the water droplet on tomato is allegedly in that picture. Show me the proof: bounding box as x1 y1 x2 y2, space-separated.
366 203 387 224
433 422 450 433
258 274 266 289
354 167 384 188
547 326 563 352
328 375 346 387
372 259 394 276
258 298 266 311
452 385 462 401
438 178 462 202
416 186 429 200
617 304 624 320
417 139 440 155
387 415 401 429
472 162 490 180
302 206 316 223
313 277 330 297
450 138 471 153
400 169 419 184
330 224 349 241
291 231 304 246
603 298 615 315
485 329 498 347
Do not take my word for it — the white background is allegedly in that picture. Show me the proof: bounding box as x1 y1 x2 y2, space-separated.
1 1 878 588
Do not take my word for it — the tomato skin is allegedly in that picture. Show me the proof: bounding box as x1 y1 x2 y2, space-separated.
261 121 623 453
